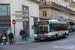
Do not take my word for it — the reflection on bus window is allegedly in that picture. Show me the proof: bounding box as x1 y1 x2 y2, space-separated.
34 24 48 34
51 24 68 32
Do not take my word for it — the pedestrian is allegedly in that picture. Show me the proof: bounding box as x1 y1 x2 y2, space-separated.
19 29 22 41
9 31 13 45
0 30 7 46
22 28 25 41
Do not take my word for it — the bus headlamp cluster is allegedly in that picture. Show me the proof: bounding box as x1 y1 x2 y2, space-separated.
47 33 52 37
47 33 51 35
34 34 37 37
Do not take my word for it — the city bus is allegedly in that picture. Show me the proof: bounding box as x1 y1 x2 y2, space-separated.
33 20 69 40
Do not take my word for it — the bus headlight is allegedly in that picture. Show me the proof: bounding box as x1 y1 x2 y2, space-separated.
47 33 51 35
47 33 52 37
34 34 37 38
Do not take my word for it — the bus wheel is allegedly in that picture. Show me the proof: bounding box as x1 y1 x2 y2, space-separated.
63 34 67 38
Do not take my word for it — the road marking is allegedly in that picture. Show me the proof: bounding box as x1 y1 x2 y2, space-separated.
61 39 74 43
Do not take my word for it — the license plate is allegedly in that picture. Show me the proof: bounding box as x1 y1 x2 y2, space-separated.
38 34 43 36
41 38 45 40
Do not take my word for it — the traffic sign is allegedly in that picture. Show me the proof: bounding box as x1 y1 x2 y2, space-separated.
12 20 16 42
12 20 16 25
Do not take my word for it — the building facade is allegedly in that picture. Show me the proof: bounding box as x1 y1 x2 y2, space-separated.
39 0 75 22
0 0 41 38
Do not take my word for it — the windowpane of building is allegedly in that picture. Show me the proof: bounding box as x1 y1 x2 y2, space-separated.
8 5 10 16
34 18 38 22
42 11 47 17
45 11 46 17
0 5 7 16
42 11 44 16
0 4 10 16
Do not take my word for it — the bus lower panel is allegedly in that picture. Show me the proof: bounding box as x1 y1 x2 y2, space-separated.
66 33 69 36
34 36 55 40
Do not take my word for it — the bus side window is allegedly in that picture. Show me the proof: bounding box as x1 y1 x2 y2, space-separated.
51 24 54 32
49 24 51 32
51 24 55 31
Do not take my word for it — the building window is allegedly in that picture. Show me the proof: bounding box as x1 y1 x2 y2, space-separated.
51 11 53 19
8 5 10 16
0 4 10 16
54 12 56 19
34 18 38 22
22 5 28 14
42 11 47 17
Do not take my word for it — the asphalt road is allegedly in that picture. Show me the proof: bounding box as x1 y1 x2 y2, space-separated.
0 34 75 50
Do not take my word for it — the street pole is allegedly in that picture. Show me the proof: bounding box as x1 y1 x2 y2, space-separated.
12 20 16 43
13 24 16 43
13 25 15 43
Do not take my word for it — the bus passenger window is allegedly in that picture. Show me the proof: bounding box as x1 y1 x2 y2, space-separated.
51 24 56 31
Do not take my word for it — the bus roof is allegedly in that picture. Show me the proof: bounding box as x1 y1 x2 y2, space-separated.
34 20 58 23
49 20 59 22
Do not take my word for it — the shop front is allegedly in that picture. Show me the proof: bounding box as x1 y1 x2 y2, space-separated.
0 4 11 35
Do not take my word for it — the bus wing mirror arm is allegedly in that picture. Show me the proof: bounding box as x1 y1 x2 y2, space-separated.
32 25 34 29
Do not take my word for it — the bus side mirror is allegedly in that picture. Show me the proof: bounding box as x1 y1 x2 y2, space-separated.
32 25 33 29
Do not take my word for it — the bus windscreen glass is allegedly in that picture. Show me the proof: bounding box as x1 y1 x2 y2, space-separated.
34 24 48 34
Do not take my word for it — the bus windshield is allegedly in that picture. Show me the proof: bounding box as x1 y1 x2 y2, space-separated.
34 24 48 34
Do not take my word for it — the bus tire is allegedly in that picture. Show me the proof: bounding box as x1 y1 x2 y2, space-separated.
63 33 67 38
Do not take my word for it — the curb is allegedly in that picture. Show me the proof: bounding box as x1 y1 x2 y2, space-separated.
0 41 34 45
15 41 33 45
69 33 75 35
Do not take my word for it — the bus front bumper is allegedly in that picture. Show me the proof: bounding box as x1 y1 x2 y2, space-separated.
34 36 55 40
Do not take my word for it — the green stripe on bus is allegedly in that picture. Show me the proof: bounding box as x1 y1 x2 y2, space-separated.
50 22 67 24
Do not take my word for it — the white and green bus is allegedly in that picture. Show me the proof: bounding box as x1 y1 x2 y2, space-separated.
33 20 69 40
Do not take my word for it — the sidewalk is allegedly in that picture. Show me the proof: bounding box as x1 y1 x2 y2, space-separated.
14 38 34 45
0 38 34 45
0 33 75 45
